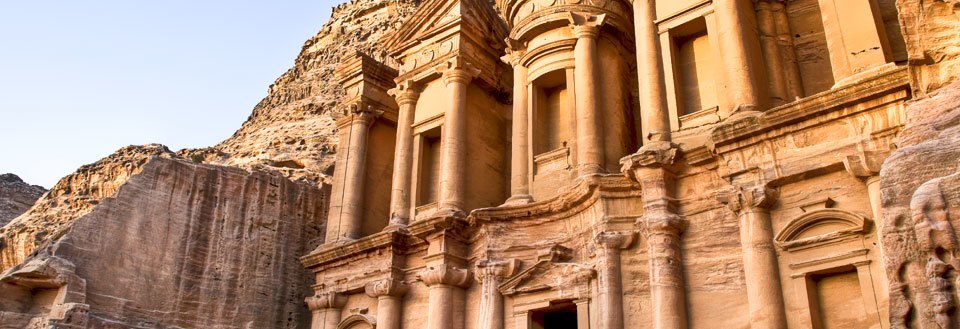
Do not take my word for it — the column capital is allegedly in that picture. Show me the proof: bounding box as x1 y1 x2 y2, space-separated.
501 38 527 66
365 278 409 298
419 264 472 288
335 103 383 128
594 231 636 250
620 141 679 176
843 150 889 180
435 58 480 86
568 13 606 39
305 291 347 311
716 184 778 213
388 80 421 106
475 259 520 282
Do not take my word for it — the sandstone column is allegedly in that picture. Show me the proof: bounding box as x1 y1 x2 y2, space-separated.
326 105 381 242
714 0 763 116
595 231 635 329
502 44 534 204
772 0 804 100
387 81 420 229
717 185 787 329
632 0 670 142
756 0 788 105
365 279 409 329
420 264 472 329
305 292 346 329
436 60 479 213
476 259 518 329
571 14 606 175
621 143 688 329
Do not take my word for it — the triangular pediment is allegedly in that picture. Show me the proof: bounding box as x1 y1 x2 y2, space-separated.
385 0 508 57
499 260 595 296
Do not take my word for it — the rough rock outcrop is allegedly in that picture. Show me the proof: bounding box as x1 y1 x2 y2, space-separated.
0 144 174 272
0 157 326 328
879 1 960 327
0 174 45 227
194 0 418 184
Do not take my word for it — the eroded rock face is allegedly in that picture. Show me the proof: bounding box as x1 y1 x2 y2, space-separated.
880 80 960 328
192 0 418 184
0 157 326 328
0 144 174 272
0 174 45 227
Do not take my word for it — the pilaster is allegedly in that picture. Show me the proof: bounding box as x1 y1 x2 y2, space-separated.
365 279 409 329
475 259 520 329
326 104 383 243
594 231 635 329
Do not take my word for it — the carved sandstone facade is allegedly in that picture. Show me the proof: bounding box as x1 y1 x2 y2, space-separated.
302 1 955 329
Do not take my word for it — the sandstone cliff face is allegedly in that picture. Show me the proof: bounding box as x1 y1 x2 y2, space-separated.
0 157 326 328
0 144 174 273
0 174 46 227
199 0 418 184
880 1 960 327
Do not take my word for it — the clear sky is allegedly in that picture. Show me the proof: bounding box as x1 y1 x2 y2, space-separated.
0 1 340 188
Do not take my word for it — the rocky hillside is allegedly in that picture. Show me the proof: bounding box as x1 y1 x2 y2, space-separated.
0 174 45 227
190 0 419 185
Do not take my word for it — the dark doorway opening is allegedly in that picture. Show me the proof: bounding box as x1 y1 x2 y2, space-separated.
530 301 578 329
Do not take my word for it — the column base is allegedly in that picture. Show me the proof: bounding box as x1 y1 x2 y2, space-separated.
382 223 409 234
577 163 607 177
503 194 534 206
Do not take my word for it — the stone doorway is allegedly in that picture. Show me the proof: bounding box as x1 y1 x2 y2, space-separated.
530 301 578 329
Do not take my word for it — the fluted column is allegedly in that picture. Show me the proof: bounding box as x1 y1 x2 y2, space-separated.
365 279 409 329
420 264 472 329
571 14 606 175
621 143 687 329
632 0 670 142
476 259 518 329
436 60 479 214
387 81 420 229
502 43 534 204
326 105 381 242
595 231 635 329
715 0 763 116
305 292 346 329
717 185 787 329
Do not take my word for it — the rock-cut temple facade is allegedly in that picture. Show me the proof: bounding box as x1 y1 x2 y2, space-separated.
300 0 954 328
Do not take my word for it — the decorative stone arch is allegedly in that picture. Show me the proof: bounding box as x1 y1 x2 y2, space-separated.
337 313 377 329
775 208 871 251
774 208 883 328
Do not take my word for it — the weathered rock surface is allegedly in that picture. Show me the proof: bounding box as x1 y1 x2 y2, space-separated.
0 144 175 273
0 157 326 328
192 0 418 184
878 1 960 328
880 79 960 328
0 174 45 227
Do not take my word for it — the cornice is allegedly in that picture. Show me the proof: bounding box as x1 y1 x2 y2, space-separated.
300 230 417 269
708 65 909 155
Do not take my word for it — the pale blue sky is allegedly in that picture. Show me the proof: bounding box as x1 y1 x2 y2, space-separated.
0 1 340 188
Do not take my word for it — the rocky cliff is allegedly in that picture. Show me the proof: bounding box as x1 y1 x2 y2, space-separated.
0 174 45 227
879 1 960 327
0 157 326 328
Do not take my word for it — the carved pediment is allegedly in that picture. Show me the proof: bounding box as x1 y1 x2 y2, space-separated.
499 259 595 299
775 209 871 251
385 0 508 56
